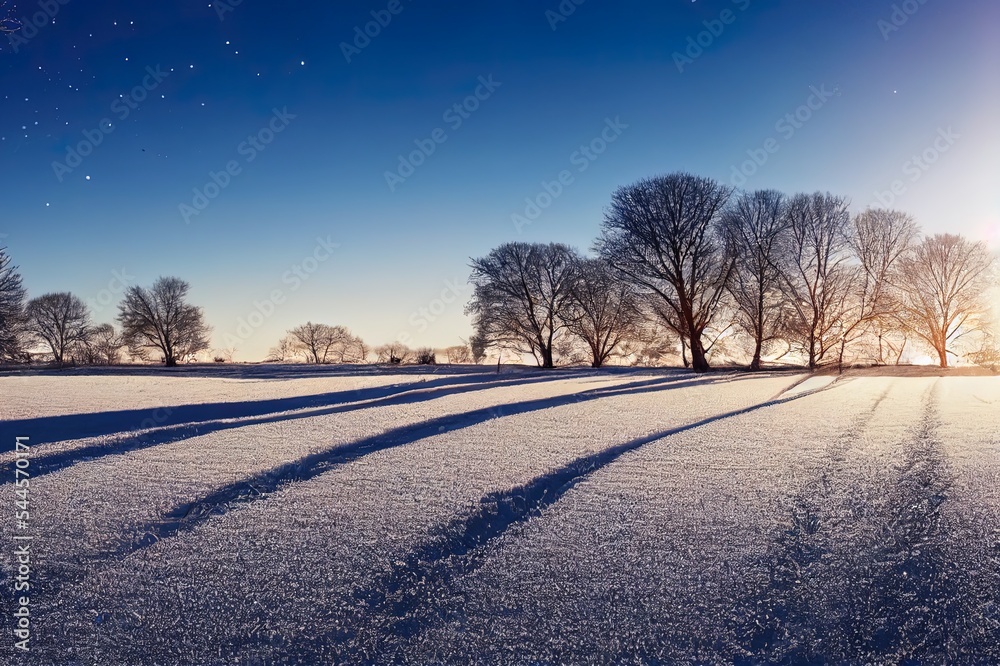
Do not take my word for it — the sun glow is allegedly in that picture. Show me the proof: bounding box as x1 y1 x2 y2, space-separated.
977 220 1000 252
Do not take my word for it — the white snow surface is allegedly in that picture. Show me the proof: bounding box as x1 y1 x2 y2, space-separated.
0 366 997 665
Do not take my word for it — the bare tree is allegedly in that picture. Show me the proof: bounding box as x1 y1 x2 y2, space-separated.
467 242 580 368
721 190 792 370
968 322 1000 373
898 234 995 367
839 208 920 367
287 322 351 364
375 342 412 364
118 277 211 367
565 258 641 367
0 246 27 362
344 335 370 364
85 323 124 365
780 192 855 369
597 173 734 372
862 317 910 367
444 344 472 364
212 347 236 363
414 347 437 365
267 334 297 362
25 292 92 365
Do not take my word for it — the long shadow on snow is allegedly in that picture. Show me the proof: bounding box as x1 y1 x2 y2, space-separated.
304 377 844 657
728 383 897 665
119 374 734 557
0 371 575 447
0 372 611 479
730 380 974 665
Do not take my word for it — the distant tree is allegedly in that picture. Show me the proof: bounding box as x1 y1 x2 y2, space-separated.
444 344 472 364
118 277 211 367
212 347 236 363
287 322 351 364
85 323 124 365
25 292 92 365
565 258 641 367
415 347 437 365
375 342 412 364
721 190 792 370
345 335 370 364
597 173 734 373
780 192 856 369
267 334 297 362
468 333 487 364
968 326 1000 373
467 242 580 368
898 234 995 367
0 246 27 362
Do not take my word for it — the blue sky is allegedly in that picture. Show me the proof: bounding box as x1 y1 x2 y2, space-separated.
1 0 997 360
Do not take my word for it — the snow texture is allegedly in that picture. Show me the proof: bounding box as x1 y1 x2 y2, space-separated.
0 366 997 665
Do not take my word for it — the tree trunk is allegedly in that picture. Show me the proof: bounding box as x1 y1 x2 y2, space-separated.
750 338 763 371
937 347 948 368
541 346 554 369
689 334 710 373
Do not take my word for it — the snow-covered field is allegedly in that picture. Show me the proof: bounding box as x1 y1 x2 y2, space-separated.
1 365 998 665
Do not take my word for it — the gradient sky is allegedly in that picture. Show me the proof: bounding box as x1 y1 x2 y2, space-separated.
1 0 998 361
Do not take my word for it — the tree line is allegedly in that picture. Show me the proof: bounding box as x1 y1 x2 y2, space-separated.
467 172 998 371
2 172 996 371
0 254 479 367
0 269 213 367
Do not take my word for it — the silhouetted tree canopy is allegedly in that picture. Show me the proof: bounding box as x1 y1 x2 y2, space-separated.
565 258 641 368
25 292 91 365
597 172 733 373
0 246 27 362
118 277 211 367
467 242 580 369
